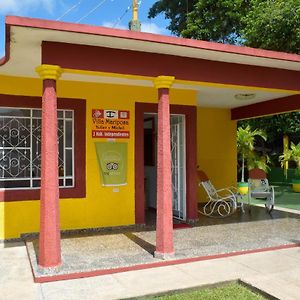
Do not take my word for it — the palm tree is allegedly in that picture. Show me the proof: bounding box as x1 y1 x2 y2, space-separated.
247 151 270 173
279 142 300 177
237 125 267 182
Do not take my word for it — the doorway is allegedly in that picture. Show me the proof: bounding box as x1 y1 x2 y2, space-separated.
135 103 198 225
143 113 186 221
171 115 186 220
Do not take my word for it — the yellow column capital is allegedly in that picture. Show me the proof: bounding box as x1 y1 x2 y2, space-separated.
153 76 175 89
36 64 63 80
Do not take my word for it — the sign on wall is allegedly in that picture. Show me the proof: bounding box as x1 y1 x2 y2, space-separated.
95 142 127 186
92 109 130 138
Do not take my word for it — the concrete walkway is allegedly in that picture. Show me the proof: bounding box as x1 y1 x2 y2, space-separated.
1 241 300 300
25 206 300 281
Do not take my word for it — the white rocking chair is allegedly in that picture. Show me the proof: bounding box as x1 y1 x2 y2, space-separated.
248 168 275 213
197 170 244 218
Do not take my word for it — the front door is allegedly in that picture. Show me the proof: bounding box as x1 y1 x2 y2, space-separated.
170 115 186 220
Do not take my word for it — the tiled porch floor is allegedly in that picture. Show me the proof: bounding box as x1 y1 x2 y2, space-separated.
26 206 300 281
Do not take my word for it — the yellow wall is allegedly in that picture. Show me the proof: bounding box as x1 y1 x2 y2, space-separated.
0 75 196 239
197 107 237 202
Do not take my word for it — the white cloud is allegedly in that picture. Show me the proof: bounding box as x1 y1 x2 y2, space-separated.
0 0 55 15
141 22 166 35
101 21 127 30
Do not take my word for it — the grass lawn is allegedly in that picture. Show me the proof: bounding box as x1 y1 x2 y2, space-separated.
246 185 300 211
148 283 266 300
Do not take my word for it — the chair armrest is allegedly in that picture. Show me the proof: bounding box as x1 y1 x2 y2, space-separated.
228 186 238 193
210 194 236 201
215 188 235 197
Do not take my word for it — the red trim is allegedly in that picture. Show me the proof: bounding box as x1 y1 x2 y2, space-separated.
42 42 300 91
135 103 197 224
0 94 86 202
173 223 192 229
28 243 300 283
6 16 300 63
185 104 198 220
0 22 11 66
231 94 300 120
134 103 145 224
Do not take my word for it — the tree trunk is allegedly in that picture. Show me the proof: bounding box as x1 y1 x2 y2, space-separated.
283 134 289 180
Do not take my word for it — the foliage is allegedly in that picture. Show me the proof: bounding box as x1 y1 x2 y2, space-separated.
237 125 267 182
247 151 270 172
149 0 300 54
148 0 197 36
238 112 300 168
181 0 251 44
279 142 300 177
148 0 250 43
154 282 265 299
238 112 300 144
237 126 266 158
242 0 300 53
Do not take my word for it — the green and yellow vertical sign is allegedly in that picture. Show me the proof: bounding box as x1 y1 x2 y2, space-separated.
95 142 127 186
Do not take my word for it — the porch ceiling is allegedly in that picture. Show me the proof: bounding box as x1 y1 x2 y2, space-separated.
0 16 300 109
60 71 294 109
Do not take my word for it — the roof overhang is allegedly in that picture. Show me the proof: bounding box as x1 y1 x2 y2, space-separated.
1 16 300 110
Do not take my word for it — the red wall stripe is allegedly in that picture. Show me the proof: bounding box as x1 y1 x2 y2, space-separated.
42 42 300 92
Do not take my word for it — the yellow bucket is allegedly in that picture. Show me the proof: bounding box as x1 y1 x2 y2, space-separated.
238 182 248 195
292 181 300 193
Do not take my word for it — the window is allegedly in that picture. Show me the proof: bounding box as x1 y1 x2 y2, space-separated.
0 107 74 189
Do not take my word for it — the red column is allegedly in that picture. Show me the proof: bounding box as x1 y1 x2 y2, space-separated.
154 76 175 259
36 65 62 268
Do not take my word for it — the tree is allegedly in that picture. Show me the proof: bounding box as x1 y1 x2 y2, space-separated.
148 0 250 43
279 142 300 177
181 0 250 44
242 0 300 53
148 0 197 36
246 151 270 172
149 0 300 54
238 112 300 170
238 112 300 144
237 125 266 182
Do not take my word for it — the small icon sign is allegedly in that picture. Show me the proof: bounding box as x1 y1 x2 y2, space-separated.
92 110 102 118
104 110 118 119
119 111 128 119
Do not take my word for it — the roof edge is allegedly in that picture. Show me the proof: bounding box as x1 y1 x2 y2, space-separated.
0 19 11 66
4 15 300 65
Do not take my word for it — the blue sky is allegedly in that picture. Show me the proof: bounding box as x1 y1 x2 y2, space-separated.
0 0 171 57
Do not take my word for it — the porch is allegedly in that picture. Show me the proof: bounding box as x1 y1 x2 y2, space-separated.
1 16 300 274
26 206 300 282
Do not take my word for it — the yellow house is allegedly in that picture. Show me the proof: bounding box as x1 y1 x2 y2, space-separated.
1 16 300 267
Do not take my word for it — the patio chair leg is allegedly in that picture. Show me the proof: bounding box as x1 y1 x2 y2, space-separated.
241 203 245 213
248 205 251 214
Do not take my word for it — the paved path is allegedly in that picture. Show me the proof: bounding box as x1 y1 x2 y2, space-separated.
1 242 300 300
26 206 300 280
